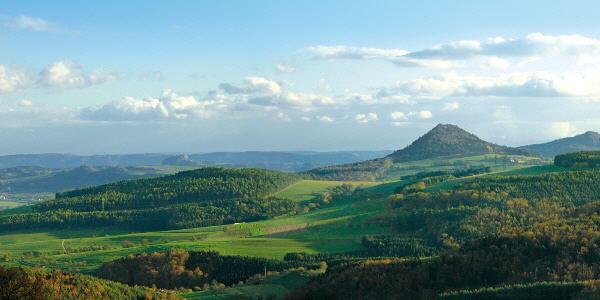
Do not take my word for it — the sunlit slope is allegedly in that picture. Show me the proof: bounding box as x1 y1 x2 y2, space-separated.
0 178 393 273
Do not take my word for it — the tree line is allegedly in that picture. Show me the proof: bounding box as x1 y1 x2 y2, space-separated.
97 250 319 290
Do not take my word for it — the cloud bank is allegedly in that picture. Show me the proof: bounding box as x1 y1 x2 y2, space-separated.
308 33 600 69
0 61 119 93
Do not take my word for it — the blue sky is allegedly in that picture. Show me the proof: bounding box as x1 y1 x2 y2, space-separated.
2 0 600 154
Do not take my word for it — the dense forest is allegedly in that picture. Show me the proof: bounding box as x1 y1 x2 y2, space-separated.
555 151 600 168
288 234 600 299
0 167 300 231
388 170 600 249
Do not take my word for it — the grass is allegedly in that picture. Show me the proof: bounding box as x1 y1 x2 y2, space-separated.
0 179 390 273
272 179 378 202
0 200 25 209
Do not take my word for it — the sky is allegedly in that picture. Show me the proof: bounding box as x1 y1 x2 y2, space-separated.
2 0 600 154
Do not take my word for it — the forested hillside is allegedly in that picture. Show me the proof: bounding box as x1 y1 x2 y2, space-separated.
554 151 600 168
0 167 300 231
0 265 165 299
289 163 600 299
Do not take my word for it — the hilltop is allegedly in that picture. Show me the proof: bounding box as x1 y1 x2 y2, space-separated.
306 124 531 180
388 124 529 162
521 131 600 157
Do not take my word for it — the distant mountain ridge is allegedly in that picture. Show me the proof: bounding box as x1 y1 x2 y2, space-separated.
0 151 392 172
521 131 600 157
0 165 167 194
387 124 530 162
191 151 391 171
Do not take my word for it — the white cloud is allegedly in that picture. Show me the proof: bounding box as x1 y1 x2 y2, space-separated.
410 110 433 119
443 102 460 111
308 45 454 68
308 45 409 60
80 89 225 121
390 111 407 121
220 76 335 108
18 99 35 107
308 33 600 69
355 112 378 123
7 16 55 32
389 110 432 125
381 70 600 99
0 61 118 93
220 76 282 95
38 61 120 89
0 65 30 93
275 64 295 73
546 121 577 138
317 115 335 123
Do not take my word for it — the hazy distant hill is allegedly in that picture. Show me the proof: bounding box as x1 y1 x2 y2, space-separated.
0 154 171 169
162 154 201 166
306 124 530 180
0 151 391 172
388 124 530 162
190 151 391 172
0 165 168 194
521 131 600 157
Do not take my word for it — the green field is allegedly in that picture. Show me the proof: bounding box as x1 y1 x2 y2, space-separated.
0 179 390 274
273 179 379 202
0 200 25 209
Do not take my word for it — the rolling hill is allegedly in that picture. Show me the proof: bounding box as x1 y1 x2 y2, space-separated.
521 131 600 157
0 167 301 231
306 124 532 180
